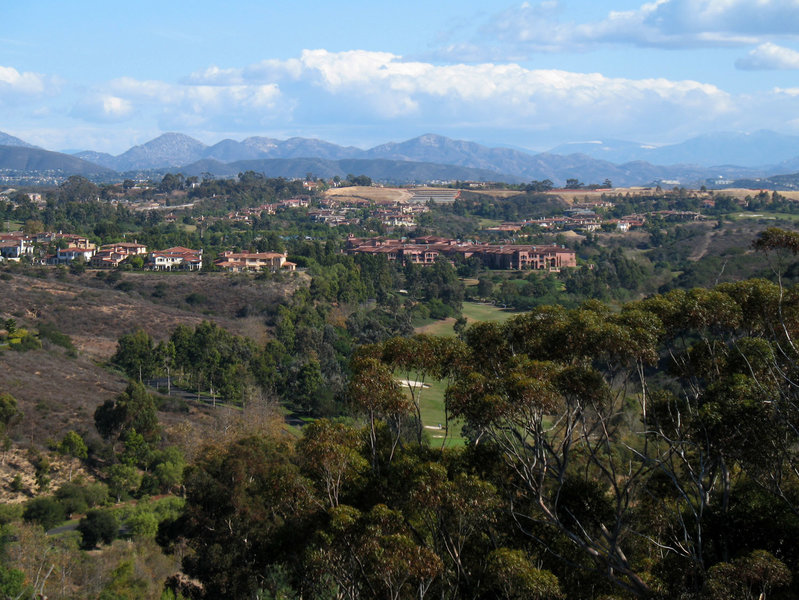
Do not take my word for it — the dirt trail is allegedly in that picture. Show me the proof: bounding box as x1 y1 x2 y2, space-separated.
688 230 715 261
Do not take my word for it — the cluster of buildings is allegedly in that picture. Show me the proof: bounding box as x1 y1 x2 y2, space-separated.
0 231 95 262
346 236 577 271
483 210 647 235
223 197 311 225
308 195 430 230
0 229 298 274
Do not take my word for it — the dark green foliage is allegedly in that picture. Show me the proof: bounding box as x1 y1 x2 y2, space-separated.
37 322 76 355
0 565 27 600
485 548 563 600
0 504 23 525
181 436 316 598
0 393 22 435
22 496 66 530
55 482 108 515
704 550 791 600
111 329 157 381
184 292 206 305
94 381 160 445
78 509 118 549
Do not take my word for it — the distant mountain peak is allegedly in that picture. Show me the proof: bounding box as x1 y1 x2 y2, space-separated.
139 132 206 150
0 131 38 149
113 133 208 170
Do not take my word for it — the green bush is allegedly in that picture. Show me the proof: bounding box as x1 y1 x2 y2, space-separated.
185 292 207 305
0 503 23 525
55 482 108 515
22 497 66 530
126 509 158 539
77 509 117 549
38 322 76 354
9 330 40 352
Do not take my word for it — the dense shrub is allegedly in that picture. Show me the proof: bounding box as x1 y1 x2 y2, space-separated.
77 509 118 549
22 497 66 530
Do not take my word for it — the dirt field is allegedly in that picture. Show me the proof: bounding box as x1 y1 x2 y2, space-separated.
323 186 414 203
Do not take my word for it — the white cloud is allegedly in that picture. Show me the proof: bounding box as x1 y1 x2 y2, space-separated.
65 49 799 150
276 50 731 125
736 42 799 69
0 65 54 101
73 77 284 128
477 0 799 53
183 65 243 86
71 94 135 122
773 86 799 95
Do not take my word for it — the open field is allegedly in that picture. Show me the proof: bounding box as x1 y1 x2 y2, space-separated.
323 186 414 203
399 375 463 447
734 211 799 222
415 301 521 337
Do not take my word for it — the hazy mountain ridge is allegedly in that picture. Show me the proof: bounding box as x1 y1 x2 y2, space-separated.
2 129 799 186
0 146 114 176
0 132 38 149
548 130 799 169
172 156 516 184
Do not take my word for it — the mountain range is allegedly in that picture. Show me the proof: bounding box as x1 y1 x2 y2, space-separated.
2 130 799 187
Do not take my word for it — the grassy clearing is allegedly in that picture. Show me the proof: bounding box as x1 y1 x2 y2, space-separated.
463 302 520 323
733 212 799 222
407 303 522 446
414 317 456 337
414 302 521 337
399 375 464 447
2 221 22 232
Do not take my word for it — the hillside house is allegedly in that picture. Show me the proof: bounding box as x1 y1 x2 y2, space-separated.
0 234 34 260
91 243 148 268
149 246 203 270
52 246 95 264
214 250 296 272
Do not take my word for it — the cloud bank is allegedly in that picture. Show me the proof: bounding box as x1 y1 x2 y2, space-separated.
480 0 799 53
736 42 799 69
3 44 799 152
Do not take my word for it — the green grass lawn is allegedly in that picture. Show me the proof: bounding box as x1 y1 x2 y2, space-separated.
415 302 521 337
399 374 465 447
462 301 520 323
406 302 523 446
733 212 799 222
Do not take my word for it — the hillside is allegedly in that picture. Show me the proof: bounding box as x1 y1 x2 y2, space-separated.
0 269 305 443
0 146 114 176
178 156 518 183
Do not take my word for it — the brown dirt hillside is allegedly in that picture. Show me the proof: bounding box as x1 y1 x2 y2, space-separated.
324 185 414 203
0 270 301 360
0 347 128 446
0 268 302 450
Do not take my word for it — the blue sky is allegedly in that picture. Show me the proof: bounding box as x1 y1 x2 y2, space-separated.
3 0 799 154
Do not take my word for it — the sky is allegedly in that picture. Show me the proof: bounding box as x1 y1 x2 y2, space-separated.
3 0 799 154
